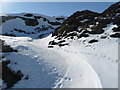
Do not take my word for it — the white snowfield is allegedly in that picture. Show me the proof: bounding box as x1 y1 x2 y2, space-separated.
0 13 65 38
0 13 118 88
0 31 118 88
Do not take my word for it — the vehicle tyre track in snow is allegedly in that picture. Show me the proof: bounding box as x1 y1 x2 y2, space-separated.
0 36 102 88
27 40 102 88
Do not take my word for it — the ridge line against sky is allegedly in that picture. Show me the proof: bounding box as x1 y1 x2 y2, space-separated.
0 2 116 16
0 0 119 2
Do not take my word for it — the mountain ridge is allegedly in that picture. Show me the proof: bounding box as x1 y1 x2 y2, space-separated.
0 13 66 38
0 2 119 88
52 1 120 40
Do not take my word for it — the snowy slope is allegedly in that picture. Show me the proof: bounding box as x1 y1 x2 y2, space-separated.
0 2 119 88
0 35 102 88
0 23 118 88
0 13 66 38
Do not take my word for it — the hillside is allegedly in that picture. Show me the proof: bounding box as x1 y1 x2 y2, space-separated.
0 2 119 89
52 2 120 40
0 13 66 38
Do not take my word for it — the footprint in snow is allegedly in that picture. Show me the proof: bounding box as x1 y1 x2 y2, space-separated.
64 77 72 82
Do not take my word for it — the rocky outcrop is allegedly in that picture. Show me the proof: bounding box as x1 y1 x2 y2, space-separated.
0 39 17 52
52 2 120 39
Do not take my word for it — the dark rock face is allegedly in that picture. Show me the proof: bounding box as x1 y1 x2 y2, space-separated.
1 15 39 26
24 13 33 17
58 43 69 47
88 39 98 43
48 46 54 48
62 10 99 26
1 33 16 37
34 16 42 19
58 40 66 43
102 1 120 17
49 40 58 45
0 40 22 89
53 10 99 37
52 2 120 39
56 17 65 21
110 33 120 38
48 21 61 25
48 39 69 47
113 17 120 25
1 16 18 23
0 13 66 38
0 39 18 52
112 26 120 32
1 60 23 89
101 36 107 39
20 17 39 26
14 28 26 33
88 28 104 34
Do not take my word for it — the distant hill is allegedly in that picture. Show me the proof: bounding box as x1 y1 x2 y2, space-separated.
0 13 66 38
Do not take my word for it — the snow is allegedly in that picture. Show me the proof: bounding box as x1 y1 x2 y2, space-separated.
1 13 65 23
116 13 120 16
0 13 65 38
80 19 88 22
0 14 118 88
0 14 8 16
64 38 118 88
0 31 118 88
